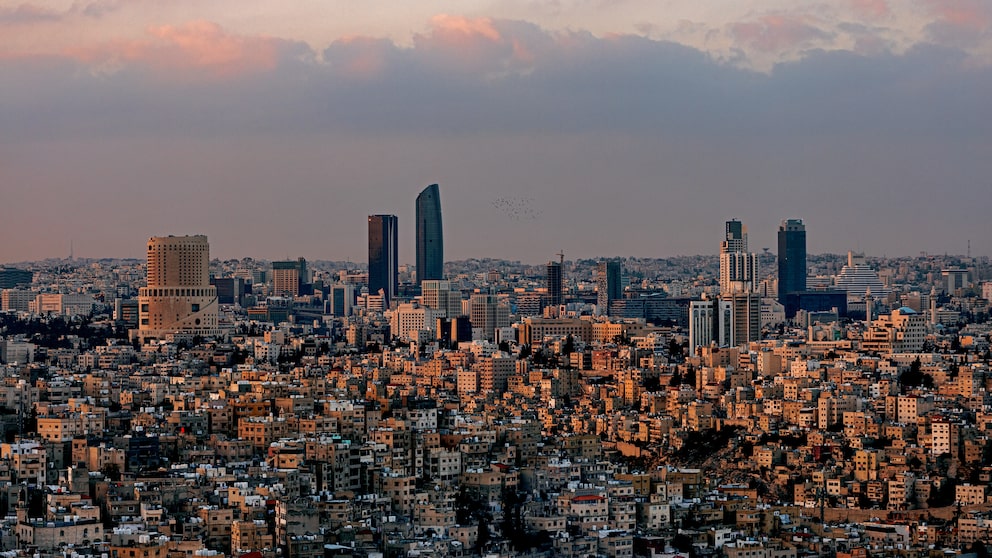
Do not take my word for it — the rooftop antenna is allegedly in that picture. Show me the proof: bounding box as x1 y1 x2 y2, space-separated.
967 239 971 259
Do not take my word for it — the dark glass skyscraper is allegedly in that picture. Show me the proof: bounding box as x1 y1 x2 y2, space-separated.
547 261 563 308
368 214 398 306
416 184 443 284
778 219 807 304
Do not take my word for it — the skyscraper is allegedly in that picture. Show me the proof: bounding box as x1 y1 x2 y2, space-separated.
416 184 444 284
134 235 220 342
546 261 563 308
778 219 807 304
368 215 398 307
597 259 622 316
719 219 758 295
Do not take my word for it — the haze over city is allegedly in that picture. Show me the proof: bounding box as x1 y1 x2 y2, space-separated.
2 0 991 263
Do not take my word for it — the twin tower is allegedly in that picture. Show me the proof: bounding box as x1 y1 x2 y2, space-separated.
368 184 443 306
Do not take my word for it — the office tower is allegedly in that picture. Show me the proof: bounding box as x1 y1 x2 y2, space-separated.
0 268 32 289
421 280 462 318
135 235 220 342
719 219 759 295
330 284 355 317
272 258 309 297
718 219 760 344
726 291 761 346
597 260 623 316
1 290 33 312
777 219 807 304
368 215 398 307
941 268 970 294
415 184 444 284
688 297 731 352
723 219 746 253
211 277 245 306
546 261 563 308
469 292 511 341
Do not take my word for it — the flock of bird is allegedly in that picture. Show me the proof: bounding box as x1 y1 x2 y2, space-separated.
490 196 543 221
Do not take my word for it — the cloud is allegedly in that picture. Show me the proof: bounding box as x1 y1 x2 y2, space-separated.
921 0 992 47
0 3 61 24
64 20 310 78
1 15 991 262
730 14 834 54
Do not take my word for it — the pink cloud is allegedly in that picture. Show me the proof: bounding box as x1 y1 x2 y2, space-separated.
922 0 991 32
428 14 502 42
411 15 546 75
65 20 303 78
730 14 832 53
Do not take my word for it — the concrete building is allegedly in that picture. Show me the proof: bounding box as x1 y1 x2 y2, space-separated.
469 293 510 341
597 260 623 316
272 258 309 297
860 307 927 353
421 280 462 318
134 235 221 342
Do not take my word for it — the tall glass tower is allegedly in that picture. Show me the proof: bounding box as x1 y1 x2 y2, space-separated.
368 215 398 306
777 219 807 304
547 261 563 308
416 184 444 284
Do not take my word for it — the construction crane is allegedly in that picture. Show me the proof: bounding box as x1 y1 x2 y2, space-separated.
555 250 564 266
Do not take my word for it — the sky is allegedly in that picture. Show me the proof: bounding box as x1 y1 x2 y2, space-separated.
1 0 990 264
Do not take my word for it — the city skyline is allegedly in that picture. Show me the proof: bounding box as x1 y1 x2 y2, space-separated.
2 2 991 263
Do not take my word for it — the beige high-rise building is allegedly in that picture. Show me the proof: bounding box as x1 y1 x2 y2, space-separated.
133 235 221 342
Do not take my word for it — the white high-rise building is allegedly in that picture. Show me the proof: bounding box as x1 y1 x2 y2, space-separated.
719 219 759 295
718 220 761 346
133 235 221 342
689 297 732 352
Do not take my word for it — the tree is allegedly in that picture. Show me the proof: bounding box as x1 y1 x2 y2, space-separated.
101 463 122 481
683 365 696 388
562 334 575 355
517 344 531 360
668 338 684 360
